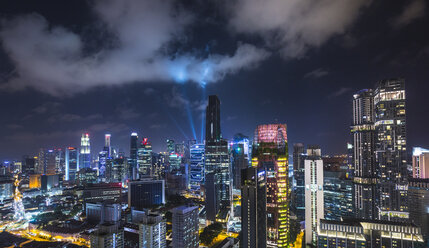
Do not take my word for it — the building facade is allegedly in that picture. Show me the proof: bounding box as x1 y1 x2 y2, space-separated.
412 147 429 179
171 205 199 248
252 124 289 247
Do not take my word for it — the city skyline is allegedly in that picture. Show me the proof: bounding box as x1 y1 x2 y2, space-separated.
0 0 429 159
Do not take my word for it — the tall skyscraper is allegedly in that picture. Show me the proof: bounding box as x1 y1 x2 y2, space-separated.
80 133 91 169
292 143 306 221
189 143 205 194
138 138 152 177
231 134 250 190
252 124 289 247
241 167 267 248
412 147 429 179
172 205 199 248
352 89 377 220
204 95 231 221
205 95 221 142
65 146 79 181
130 132 139 180
37 148 56 174
374 79 408 220
304 146 324 246
138 212 167 248
104 134 111 157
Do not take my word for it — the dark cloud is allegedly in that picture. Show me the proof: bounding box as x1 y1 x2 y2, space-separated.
304 68 329 79
0 0 268 96
228 0 372 58
391 0 426 28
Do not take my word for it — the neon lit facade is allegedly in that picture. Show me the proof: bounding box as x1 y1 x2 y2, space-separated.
80 133 91 169
189 144 204 193
252 124 290 247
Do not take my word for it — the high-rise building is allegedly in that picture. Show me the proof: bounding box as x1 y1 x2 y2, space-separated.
137 212 167 248
231 135 250 190
241 167 267 248
324 170 354 221
352 89 377 220
80 133 91 169
37 148 57 174
65 146 79 181
204 95 231 220
412 147 429 179
189 144 205 194
90 222 124 248
374 79 408 221
138 138 152 177
252 124 289 247
205 95 221 142
304 146 324 246
171 205 199 248
292 143 306 221
130 132 139 180
86 202 121 224
54 148 65 174
128 179 165 210
104 134 112 157
166 139 175 154
408 178 429 244
23 156 37 176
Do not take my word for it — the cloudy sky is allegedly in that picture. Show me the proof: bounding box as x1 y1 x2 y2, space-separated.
0 0 428 159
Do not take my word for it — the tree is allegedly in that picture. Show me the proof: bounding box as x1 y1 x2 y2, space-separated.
200 223 223 245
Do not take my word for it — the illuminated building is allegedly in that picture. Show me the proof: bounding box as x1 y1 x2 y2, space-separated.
128 179 165 210
130 132 139 180
292 143 306 221
54 148 65 174
168 153 182 172
110 157 126 183
172 205 199 248
86 202 121 224
317 219 424 248
29 174 42 188
23 156 37 175
241 167 267 248
78 167 98 185
41 174 60 191
231 134 250 190
252 124 289 247
152 152 167 180
408 178 429 244
37 148 56 174
0 178 13 200
138 138 152 177
83 183 122 207
189 144 205 193
352 89 377 220
90 222 124 248
79 133 91 169
166 139 175 154
304 146 324 246
137 212 167 248
175 142 185 156
65 146 79 181
374 79 408 221
104 134 112 157
412 147 429 179
324 170 354 221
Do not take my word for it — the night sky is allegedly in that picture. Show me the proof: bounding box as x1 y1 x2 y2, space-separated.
0 0 428 160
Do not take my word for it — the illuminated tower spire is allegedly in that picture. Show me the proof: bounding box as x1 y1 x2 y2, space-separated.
104 134 111 157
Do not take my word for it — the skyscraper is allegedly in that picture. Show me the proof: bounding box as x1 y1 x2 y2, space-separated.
204 95 231 221
231 134 250 190
171 205 199 248
352 89 377 220
374 79 408 220
292 143 306 221
65 146 79 181
252 124 289 247
241 167 267 248
189 143 205 194
104 134 111 157
408 178 429 244
37 148 56 174
304 146 324 246
138 212 167 248
80 133 91 169
137 138 152 177
130 132 138 180
205 95 221 142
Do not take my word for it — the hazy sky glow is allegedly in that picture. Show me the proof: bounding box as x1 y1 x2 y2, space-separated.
0 0 428 159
